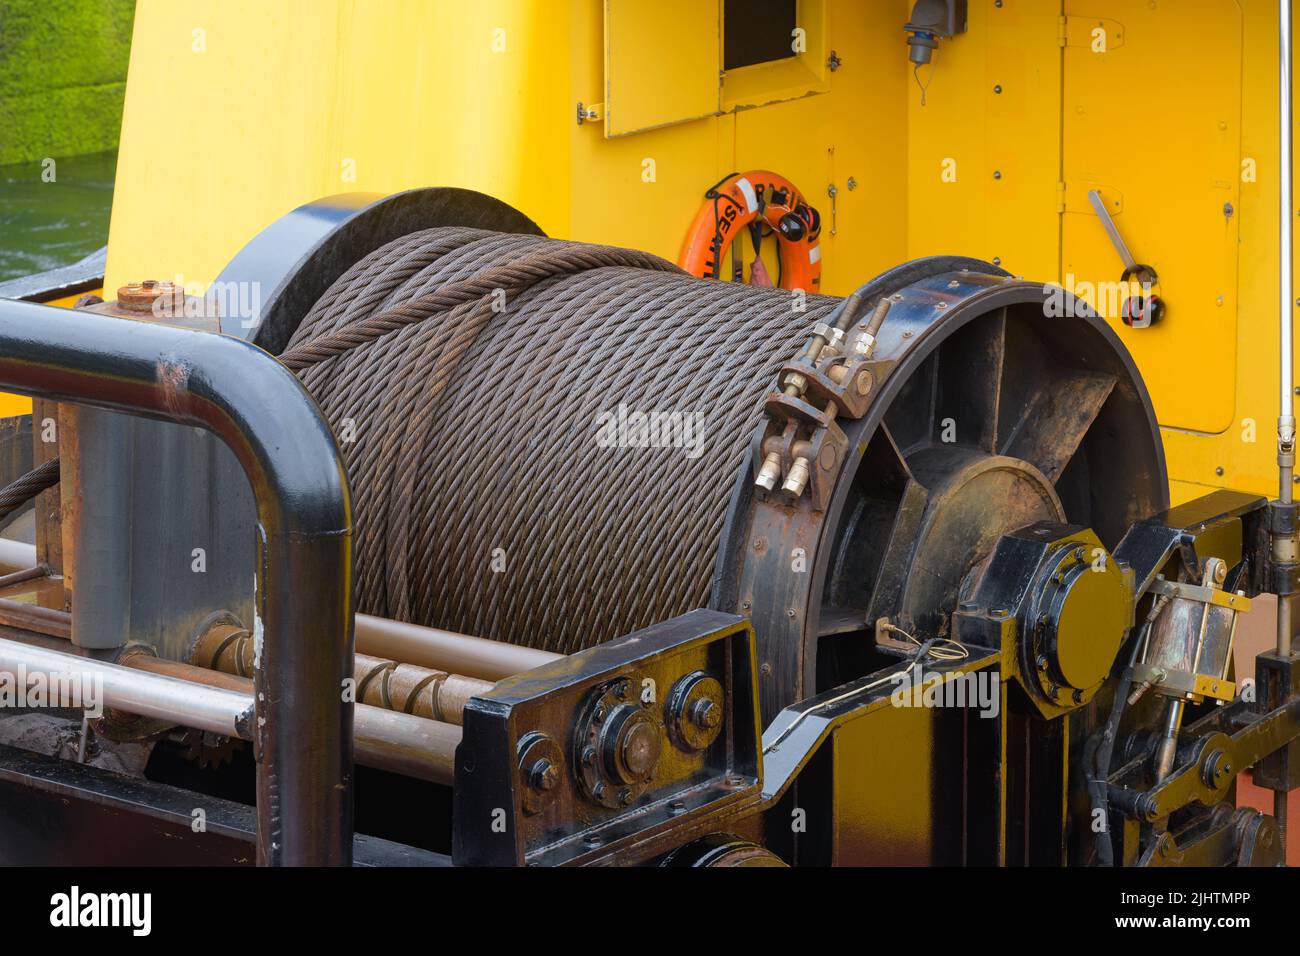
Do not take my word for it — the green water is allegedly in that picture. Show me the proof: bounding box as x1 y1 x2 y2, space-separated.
0 150 117 283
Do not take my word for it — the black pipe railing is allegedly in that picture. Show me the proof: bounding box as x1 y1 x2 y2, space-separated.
0 298 354 865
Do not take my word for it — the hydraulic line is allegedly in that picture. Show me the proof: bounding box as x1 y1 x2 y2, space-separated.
281 227 840 654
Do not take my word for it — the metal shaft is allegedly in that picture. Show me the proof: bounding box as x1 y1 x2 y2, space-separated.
0 538 38 575
1154 698 1185 784
355 613 562 680
191 617 494 725
0 297 354 866
0 585 559 685
122 652 459 785
1279 0 1297 849
0 636 250 738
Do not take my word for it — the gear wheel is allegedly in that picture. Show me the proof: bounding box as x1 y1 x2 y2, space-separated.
177 729 241 770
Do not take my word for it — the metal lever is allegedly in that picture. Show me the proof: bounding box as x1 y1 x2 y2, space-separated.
1087 189 1163 328
1088 189 1140 274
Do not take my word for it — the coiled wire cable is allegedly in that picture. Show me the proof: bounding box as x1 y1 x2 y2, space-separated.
280 227 840 652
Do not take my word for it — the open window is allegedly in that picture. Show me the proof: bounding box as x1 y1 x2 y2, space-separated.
603 0 828 138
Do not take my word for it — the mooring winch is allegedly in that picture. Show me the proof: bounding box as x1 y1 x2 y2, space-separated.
0 187 1294 868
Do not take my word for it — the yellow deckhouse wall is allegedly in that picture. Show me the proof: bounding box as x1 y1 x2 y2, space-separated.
107 0 1296 505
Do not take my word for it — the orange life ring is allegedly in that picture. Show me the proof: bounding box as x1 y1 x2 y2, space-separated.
679 170 822 292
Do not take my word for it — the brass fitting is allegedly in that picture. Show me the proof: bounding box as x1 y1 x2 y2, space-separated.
782 456 812 497
755 451 783 491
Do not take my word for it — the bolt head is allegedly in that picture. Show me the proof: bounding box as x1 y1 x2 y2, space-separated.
530 759 559 792
620 719 661 779
690 698 722 730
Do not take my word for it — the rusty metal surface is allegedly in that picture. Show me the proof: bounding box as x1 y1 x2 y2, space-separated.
0 598 70 639
354 612 561 679
115 280 186 315
191 616 492 725
121 649 459 785
31 399 61 578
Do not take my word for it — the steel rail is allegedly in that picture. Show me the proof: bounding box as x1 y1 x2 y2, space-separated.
1278 0 1296 848
0 298 353 866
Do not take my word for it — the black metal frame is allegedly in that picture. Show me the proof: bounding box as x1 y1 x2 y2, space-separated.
215 188 543 355
0 298 354 866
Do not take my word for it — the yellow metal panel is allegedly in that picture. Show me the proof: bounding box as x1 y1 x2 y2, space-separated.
906 0 1062 282
571 0 729 265
109 0 910 303
729 0 909 295
603 0 720 137
0 395 31 418
108 0 572 295
1157 0 1299 497
1061 1 1242 434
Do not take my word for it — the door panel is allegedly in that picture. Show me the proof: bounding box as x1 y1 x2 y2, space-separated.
604 0 720 137
1062 2 1242 433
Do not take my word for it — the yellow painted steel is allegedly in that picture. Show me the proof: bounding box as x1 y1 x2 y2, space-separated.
604 0 720 136
0 395 30 418
1061 1 1242 435
905 0 1063 284
0 288 104 417
108 0 910 314
103 0 1298 505
901 0 1289 502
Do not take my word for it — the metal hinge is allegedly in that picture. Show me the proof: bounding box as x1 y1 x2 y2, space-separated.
1056 181 1067 214
1059 16 1126 51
